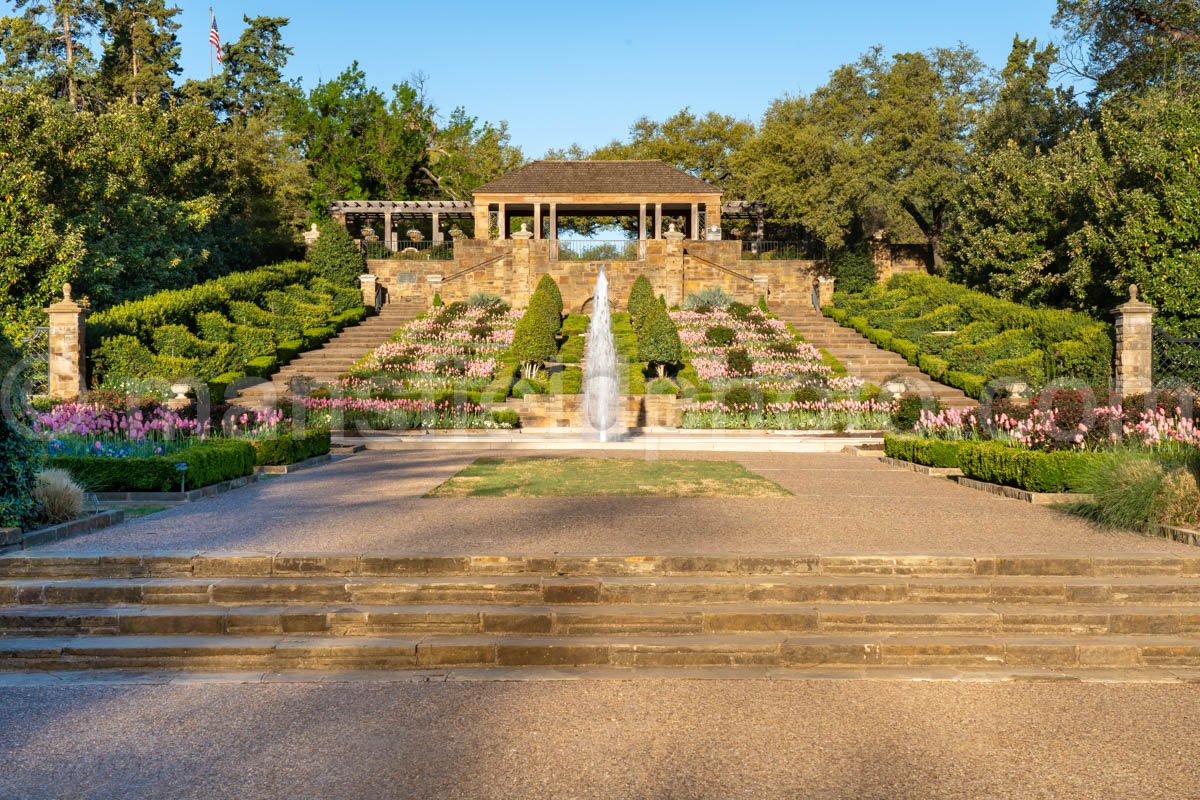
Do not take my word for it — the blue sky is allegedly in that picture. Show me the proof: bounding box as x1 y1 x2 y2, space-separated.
176 0 1062 155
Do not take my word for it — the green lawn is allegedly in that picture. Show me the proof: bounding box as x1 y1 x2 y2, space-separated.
427 457 793 498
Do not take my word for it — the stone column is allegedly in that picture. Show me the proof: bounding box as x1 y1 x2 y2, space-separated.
432 211 442 242
359 274 379 310
46 283 87 400
1113 284 1155 398
638 204 647 240
473 204 490 240
817 276 837 308
654 203 663 239
689 204 699 240
533 203 542 240
383 211 394 251
707 202 721 237
497 203 507 240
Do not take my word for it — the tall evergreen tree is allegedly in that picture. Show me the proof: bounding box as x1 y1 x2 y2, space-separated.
1 1 101 107
975 36 1080 154
218 15 295 120
98 0 181 106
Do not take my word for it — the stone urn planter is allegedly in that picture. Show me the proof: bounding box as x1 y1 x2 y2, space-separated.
407 229 424 243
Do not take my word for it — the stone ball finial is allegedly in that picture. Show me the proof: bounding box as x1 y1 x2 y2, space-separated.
63 283 72 301
1129 284 1139 302
519 223 528 232
668 223 677 233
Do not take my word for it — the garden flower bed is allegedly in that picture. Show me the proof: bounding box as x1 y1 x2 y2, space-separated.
29 401 332 492
670 305 893 431
885 390 1200 532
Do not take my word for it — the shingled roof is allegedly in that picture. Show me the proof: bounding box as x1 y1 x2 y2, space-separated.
473 160 719 195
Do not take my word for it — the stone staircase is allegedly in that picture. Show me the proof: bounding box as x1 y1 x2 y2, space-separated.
775 305 978 409
234 301 424 407
1 552 1198 674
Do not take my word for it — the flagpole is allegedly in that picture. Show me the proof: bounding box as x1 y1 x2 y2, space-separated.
209 7 214 78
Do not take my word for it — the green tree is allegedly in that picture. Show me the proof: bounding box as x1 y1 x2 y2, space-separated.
626 275 656 329
98 0 181 106
423 108 524 200
307 221 363 286
975 36 1080 154
637 301 682 377
1 1 101 107
216 15 296 121
947 86 1200 335
511 277 562 379
735 47 991 266
1055 0 1200 98
591 108 754 185
288 64 436 214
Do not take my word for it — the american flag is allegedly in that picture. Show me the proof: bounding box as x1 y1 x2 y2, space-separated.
209 17 222 64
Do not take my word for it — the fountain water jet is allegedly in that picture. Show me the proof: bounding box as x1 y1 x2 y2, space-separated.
582 265 624 442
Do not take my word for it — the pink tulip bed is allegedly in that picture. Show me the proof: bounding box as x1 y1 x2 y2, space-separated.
670 307 894 431
305 301 522 431
29 401 331 491
885 389 1200 532
329 302 518 399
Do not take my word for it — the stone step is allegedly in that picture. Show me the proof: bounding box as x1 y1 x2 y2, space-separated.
2 633 1197 671
7 575 1200 608
3 603 1199 638
3 553 1196 580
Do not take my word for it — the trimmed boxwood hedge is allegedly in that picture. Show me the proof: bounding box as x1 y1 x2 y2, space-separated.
49 439 256 493
956 441 1101 494
251 430 331 467
825 274 1112 398
883 434 971 468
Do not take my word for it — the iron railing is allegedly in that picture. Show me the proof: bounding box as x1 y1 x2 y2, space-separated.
1154 328 1200 390
18 325 49 397
553 240 643 262
361 240 454 261
739 240 826 261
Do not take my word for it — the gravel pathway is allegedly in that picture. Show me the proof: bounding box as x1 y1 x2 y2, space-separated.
1 680 1197 799
33 450 1194 555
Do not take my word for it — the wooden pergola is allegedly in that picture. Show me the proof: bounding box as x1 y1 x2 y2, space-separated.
330 162 768 248
470 160 722 241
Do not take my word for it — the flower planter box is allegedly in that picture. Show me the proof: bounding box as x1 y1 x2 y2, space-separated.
91 475 260 505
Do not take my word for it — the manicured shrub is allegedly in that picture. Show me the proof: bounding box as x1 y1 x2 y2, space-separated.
432 293 444 307
558 366 583 395
33 469 84 524
705 326 736 346
891 395 940 431
883 434 969 468
482 359 519 402
207 371 246 405
626 362 647 395
511 276 563 379
957 441 1100 493
828 243 878 293
491 409 520 427
627 275 656 329
511 377 547 398
251 430 331 467
307 221 364 286
647 377 680 396
637 302 682 377
49 439 256 493
726 348 752 377
683 287 732 311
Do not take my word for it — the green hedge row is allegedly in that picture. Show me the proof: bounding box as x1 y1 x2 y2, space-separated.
49 439 256 493
883 434 970 469
92 260 368 395
825 274 1112 397
957 441 1101 494
251 430 331 467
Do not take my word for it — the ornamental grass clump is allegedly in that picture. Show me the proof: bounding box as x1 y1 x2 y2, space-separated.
34 469 85 525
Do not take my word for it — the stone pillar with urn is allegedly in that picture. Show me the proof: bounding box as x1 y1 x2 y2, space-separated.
46 284 88 400
1112 284 1156 398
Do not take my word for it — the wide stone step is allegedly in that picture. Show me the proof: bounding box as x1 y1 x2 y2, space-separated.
7 575 1200 608
3 603 1198 638
3 553 1197 580
2 632 1198 671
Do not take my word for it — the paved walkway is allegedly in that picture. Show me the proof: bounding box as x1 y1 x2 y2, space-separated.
34 450 1195 555
2 679 1198 799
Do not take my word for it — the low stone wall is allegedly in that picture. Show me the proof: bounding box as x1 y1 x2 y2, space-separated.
367 238 825 312
507 394 679 430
